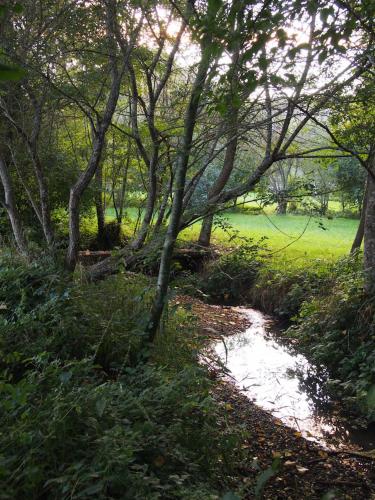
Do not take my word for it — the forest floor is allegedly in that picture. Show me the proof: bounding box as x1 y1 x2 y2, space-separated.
175 295 375 500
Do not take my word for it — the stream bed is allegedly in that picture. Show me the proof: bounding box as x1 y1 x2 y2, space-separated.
215 308 375 451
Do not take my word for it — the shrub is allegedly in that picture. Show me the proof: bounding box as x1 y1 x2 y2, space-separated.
0 256 244 498
251 263 332 319
200 239 264 304
286 256 375 421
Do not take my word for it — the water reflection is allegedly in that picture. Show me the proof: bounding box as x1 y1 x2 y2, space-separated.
215 308 375 450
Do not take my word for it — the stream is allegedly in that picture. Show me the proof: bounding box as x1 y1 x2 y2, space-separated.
214 308 375 451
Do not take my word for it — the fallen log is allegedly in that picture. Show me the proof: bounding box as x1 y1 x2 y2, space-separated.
84 241 218 281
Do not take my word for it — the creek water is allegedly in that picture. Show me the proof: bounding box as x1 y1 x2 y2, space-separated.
214 308 375 451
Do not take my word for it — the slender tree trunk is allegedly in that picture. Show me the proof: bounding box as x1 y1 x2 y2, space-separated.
117 155 129 223
364 153 375 292
197 108 239 247
31 151 54 247
95 163 106 245
67 130 111 270
0 156 28 256
131 150 158 249
65 1 122 271
146 39 212 342
153 175 173 233
351 175 368 253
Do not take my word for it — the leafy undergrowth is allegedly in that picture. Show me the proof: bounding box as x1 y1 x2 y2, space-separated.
287 259 375 422
246 252 375 422
0 255 244 499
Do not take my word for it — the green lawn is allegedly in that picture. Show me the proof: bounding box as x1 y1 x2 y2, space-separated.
106 207 360 269
183 213 360 269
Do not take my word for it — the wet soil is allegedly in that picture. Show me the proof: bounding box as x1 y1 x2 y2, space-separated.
176 295 375 499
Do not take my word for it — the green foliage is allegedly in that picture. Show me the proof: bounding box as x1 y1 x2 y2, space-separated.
200 238 264 303
0 256 244 498
252 261 333 318
286 255 375 420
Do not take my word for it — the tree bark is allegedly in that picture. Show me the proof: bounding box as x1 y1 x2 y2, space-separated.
95 163 106 245
0 155 28 256
131 150 158 249
364 153 375 292
153 175 173 233
146 38 213 342
198 214 214 247
276 196 288 215
351 175 368 254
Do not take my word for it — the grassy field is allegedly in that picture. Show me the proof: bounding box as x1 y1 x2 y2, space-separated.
181 213 359 269
105 207 360 269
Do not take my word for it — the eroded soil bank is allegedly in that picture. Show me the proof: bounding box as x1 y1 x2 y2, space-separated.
176 295 375 499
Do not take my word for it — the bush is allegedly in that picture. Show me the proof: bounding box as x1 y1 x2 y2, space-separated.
200 239 264 304
285 255 375 421
0 256 244 498
251 262 333 319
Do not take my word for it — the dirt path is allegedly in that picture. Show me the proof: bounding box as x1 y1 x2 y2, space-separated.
177 296 375 499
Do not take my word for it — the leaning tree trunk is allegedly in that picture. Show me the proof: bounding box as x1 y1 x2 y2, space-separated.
351 175 368 254
0 156 28 256
146 39 213 342
364 154 375 292
197 108 239 247
153 176 173 233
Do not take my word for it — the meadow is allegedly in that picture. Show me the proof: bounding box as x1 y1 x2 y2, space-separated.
105 206 360 269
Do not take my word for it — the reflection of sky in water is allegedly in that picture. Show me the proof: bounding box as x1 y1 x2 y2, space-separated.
215 309 375 450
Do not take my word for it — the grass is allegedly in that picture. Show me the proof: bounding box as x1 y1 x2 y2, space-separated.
104 207 360 270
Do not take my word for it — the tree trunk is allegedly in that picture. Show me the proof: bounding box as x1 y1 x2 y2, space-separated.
65 1 122 271
95 163 106 245
351 175 368 254
66 130 111 270
0 156 28 256
153 176 173 233
31 150 54 247
117 155 129 223
197 108 239 246
276 196 287 215
146 39 212 342
198 214 214 247
364 154 375 292
131 150 158 249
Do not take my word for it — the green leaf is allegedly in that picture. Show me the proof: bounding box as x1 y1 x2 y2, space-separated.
13 3 23 13
95 397 107 417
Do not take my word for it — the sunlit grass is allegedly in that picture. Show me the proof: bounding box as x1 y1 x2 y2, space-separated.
181 213 360 269
105 207 360 270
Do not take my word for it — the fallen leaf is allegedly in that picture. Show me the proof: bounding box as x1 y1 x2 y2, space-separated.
296 466 309 474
